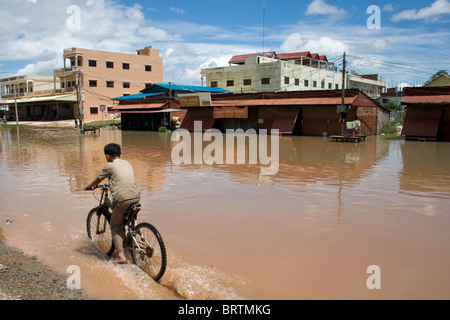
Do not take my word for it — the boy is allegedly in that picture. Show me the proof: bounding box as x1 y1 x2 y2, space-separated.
85 143 141 264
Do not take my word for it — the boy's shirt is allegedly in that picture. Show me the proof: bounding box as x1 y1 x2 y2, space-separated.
98 159 140 204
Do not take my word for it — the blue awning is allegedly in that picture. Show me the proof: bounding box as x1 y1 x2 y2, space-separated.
140 83 231 94
112 93 164 101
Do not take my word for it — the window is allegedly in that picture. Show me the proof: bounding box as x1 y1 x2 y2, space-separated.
328 83 332 89
284 77 290 85
304 80 309 87
335 84 339 90
88 59 97 67
123 82 130 89
89 80 97 87
106 61 114 68
210 81 218 87
122 63 130 70
90 107 98 115
321 81 325 89
227 80 235 87
261 77 270 85
244 79 252 86
313 81 318 88
145 65 152 72
106 81 114 88
295 78 300 86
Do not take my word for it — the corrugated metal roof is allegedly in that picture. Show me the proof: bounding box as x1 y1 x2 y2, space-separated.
278 52 312 60
402 95 450 104
112 93 163 101
112 103 167 111
228 52 276 64
213 97 357 107
140 83 230 94
5 94 78 104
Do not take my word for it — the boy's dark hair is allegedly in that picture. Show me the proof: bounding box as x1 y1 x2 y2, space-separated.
104 143 122 157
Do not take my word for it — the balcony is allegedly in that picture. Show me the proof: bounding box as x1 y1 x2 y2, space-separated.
54 67 77 76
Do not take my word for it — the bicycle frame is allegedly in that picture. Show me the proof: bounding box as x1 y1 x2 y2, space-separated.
94 185 112 235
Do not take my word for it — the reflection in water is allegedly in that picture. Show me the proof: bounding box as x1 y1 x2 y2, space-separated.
1 127 450 299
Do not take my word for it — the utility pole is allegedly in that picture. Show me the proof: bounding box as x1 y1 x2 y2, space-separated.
340 52 347 135
76 70 83 132
14 83 19 126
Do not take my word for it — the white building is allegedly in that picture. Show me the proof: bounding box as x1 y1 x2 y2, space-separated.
202 51 386 99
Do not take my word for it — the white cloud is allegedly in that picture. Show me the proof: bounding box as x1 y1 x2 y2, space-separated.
0 0 179 76
279 33 304 53
305 0 346 15
382 4 395 12
392 0 450 22
279 33 351 56
370 38 393 51
170 7 185 15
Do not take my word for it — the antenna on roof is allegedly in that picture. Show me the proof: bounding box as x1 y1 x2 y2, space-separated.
262 0 266 53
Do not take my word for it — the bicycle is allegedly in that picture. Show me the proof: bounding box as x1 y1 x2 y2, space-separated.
85 185 167 282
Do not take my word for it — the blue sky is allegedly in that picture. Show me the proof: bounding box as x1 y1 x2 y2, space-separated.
1 0 449 89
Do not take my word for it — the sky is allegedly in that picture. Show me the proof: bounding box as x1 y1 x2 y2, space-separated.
0 0 449 89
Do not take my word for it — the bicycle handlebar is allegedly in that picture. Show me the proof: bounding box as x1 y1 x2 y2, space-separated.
84 184 109 191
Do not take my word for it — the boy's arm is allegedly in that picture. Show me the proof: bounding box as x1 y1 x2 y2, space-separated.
84 177 103 190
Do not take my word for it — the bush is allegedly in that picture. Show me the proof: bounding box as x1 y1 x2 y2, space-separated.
158 126 171 133
381 119 403 135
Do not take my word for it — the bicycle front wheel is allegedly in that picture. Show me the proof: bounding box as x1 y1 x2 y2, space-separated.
86 207 114 256
131 223 167 282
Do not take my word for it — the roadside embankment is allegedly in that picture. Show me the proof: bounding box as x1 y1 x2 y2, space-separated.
0 241 91 300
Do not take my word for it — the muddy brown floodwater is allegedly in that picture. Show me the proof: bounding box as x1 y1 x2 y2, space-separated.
1 126 450 300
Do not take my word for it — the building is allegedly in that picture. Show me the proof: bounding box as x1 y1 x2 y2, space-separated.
111 83 230 131
1 47 163 123
54 46 163 122
0 75 76 121
179 89 388 136
202 52 386 99
401 86 450 141
424 74 450 87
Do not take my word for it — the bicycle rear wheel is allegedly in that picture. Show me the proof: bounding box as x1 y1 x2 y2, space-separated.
131 223 167 282
86 207 114 256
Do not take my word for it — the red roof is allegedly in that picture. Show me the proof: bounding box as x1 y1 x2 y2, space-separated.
278 52 312 60
402 87 450 104
229 51 328 64
228 51 276 64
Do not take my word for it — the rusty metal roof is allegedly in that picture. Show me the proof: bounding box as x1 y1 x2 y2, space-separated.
402 86 450 104
402 95 450 104
213 97 358 107
112 102 168 111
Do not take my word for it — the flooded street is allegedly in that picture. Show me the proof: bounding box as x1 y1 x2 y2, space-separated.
1 126 450 300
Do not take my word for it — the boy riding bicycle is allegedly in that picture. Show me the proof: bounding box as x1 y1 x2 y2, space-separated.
85 143 140 264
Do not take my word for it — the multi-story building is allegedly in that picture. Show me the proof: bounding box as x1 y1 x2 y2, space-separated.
0 75 69 121
0 75 60 98
1 47 163 122
54 46 163 122
202 51 386 99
